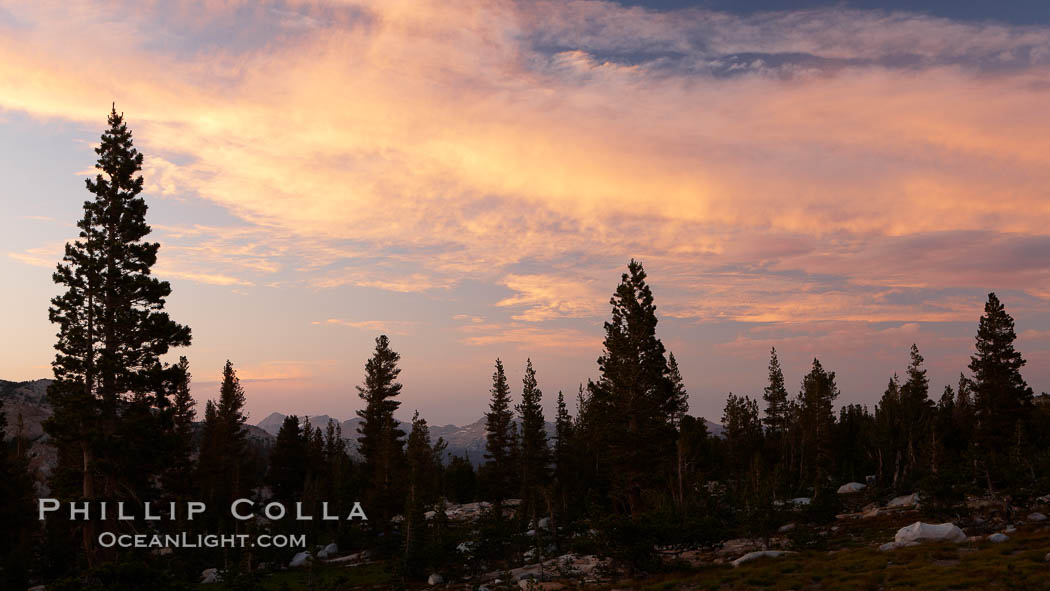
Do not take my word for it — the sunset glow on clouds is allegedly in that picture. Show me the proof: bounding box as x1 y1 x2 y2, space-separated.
2 0 1050 424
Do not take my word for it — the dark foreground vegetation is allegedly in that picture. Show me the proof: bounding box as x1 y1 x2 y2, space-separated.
2 109 1050 589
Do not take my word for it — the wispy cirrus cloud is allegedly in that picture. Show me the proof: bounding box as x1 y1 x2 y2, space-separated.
8 245 61 268
314 318 415 335
456 321 600 351
5 0 1050 319
496 273 605 322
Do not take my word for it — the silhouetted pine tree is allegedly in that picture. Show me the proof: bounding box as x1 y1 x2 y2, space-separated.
761 348 791 492
667 353 690 425
925 383 967 504
403 411 445 575
721 393 762 484
796 358 839 497
163 356 196 500
444 455 477 504
322 419 354 524
484 358 514 516
302 418 325 508
586 259 679 519
356 335 407 529
952 374 979 482
969 293 1033 488
268 415 307 504
762 348 790 438
516 358 550 526
0 408 35 588
875 375 904 487
217 360 249 457
676 414 711 512
44 106 191 564
197 361 250 516
899 345 933 487
667 353 691 512
553 391 576 518
834 403 875 484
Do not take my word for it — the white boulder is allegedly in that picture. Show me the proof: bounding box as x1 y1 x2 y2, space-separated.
894 522 966 545
879 541 920 552
289 551 312 568
538 516 551 530
887 493 921 509
201 568 222 584
427 573 445 585
988 533 1009 543
879 541 911 552
1029 512 1047 522
837 482 866 494
789 497 811 506
317 542 338 558
778 523 796 533
731 550 794 567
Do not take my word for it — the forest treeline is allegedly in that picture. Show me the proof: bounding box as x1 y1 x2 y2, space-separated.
1 109 1049 588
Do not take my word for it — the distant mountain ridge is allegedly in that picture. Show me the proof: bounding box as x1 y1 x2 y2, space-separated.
0 379 725 472
255 412 725 465
254 411 548 465
0 379 56 494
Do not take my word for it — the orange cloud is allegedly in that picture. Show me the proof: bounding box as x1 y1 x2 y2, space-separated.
496 273 605 322
314 318 414 335
3 0 1050 329
456 321 600 351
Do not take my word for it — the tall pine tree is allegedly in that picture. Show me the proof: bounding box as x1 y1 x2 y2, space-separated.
667 353 690 426
163 356 196 500
484 358 515 516
0 407 35 588
516 359 550 526
268 415 307 504
969 293 1033 488
44 106 191 564
197 361 250 515
552 390 576 519
667 354 690 512
356 335 407 528
796 358 839 497
586 259 679 519
403 410 445 574
875 375 904 487
722 393 763 483
899 345 933 487
762 348 790 436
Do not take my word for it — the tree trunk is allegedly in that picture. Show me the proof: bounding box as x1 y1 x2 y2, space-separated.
677 438 685 516
83 444 97 567
628 485 642 522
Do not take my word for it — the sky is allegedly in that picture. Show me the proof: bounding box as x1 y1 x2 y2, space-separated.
2 0 1050 426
